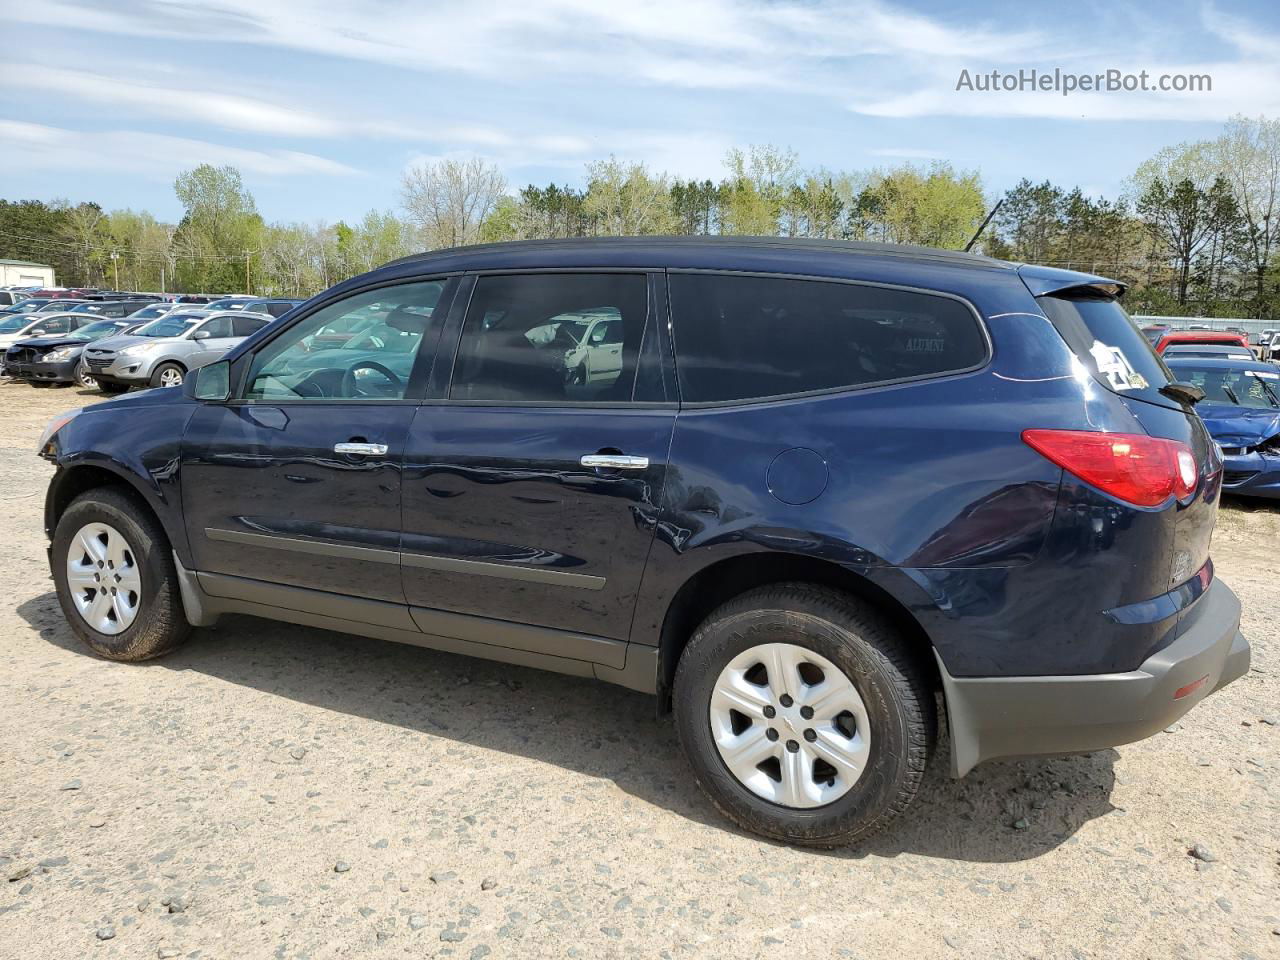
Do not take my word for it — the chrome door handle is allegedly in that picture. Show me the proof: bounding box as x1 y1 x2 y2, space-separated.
581 454 649 470
334 442 388 456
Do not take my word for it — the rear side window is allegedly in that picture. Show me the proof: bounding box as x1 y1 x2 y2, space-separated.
668 273 988 403
1039 296 1173 406
449 273 648 403
233 315 269 337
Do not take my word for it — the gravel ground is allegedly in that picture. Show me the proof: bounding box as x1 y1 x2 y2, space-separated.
0 382 1277 960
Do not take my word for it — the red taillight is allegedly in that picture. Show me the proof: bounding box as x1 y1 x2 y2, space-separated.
1022 429 1198 507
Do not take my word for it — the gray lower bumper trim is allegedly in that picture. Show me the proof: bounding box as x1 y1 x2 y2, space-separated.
940 579 1248 777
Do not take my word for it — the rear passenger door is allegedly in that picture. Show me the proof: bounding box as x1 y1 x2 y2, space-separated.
400 272 675 649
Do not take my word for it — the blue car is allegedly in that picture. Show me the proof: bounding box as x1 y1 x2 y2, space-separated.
35 237 1248 846
1165 355 1280 498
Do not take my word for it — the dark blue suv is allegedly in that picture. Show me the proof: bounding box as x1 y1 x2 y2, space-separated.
38 238 1250 846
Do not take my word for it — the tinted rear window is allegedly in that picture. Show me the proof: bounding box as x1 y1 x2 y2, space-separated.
668 273 988 403
1039 296 1174 406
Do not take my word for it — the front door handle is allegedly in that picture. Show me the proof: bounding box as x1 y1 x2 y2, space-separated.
581 454 649 470
335 442 388 457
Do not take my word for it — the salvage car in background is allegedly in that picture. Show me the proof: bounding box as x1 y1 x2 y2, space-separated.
0 310 100 356
1165 355 1280 499
3 319 141 388
82 310 272 391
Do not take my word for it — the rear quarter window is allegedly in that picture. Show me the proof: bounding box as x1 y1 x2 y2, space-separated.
668 273 988 404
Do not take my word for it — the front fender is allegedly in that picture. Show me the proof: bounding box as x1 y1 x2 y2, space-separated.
44 399 197 564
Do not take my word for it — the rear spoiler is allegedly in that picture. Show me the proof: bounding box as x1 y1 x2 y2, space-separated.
1017 264 1126 299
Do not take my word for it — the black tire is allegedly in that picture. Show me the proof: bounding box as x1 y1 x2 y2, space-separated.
149 362 185 389
51 487 191 661
96 381 129 394
673 583 934 847
75 362 98 391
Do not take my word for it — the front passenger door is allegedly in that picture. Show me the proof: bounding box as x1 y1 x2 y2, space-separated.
180 279 454 601
188 315 238 367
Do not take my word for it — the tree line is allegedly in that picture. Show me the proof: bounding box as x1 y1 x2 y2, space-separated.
2 116 1278 318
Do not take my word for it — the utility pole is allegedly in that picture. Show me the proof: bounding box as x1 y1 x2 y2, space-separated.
110 251 119 290
160 263 165 294
244 250 251 295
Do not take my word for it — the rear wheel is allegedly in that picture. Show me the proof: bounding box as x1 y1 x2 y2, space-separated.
52 488 190 661
673 584 934 847
150 362 185 389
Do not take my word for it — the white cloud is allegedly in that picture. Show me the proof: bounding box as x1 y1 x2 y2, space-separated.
868 147 946 160
8 0 1051 94
0 120 356 178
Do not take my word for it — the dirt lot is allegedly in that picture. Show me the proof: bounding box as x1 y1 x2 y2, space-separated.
0 382 1276 960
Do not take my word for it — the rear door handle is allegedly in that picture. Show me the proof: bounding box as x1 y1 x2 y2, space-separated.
335 442 388 456
581 454 649 470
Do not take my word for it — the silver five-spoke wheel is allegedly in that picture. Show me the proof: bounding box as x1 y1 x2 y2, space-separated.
709 642 870 808
65 522 142 635
157 367 183 387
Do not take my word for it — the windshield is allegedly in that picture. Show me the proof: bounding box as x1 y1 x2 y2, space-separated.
0 314 33 332
68 320 131 341
4 299 51 315
68 303 106 314
128 305 170 321
1168 364 1280 409
135 315 200 338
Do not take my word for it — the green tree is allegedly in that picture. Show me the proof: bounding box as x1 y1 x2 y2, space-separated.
171 164 264 293
582 158 675 236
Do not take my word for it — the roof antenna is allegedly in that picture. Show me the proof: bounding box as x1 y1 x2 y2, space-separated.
963 199 1003 253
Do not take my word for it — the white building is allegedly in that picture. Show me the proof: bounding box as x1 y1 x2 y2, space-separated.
0 259 55 288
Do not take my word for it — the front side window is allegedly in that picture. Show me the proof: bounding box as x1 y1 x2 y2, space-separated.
245 280 447 401
35 316 70 335
669 273 988 403
449 274 647 403
197 316 234 339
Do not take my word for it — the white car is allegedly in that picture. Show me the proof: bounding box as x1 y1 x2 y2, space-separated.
0 311 101 351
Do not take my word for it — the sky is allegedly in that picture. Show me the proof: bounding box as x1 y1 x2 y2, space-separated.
2 0 1279 225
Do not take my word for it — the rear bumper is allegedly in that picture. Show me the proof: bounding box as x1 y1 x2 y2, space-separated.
941 578 1248 776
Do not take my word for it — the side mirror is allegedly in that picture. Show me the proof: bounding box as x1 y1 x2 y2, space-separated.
192 329 212 341
190 360 230 402
29 329 45 337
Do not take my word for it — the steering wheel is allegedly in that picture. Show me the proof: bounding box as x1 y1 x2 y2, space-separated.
340 359 402 398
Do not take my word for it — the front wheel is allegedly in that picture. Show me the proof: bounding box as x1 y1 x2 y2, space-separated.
52 488 190 661
75 362 98 390
150 362 185 389
673 584 934 847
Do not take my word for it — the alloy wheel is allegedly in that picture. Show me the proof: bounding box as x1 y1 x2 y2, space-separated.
158 367 183 387
709 642 870 808
77 364 96 389
65 522 142 635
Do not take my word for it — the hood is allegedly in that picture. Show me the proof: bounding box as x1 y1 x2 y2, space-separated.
1195 402 1280 448
8 335 88 351
84 334 158 353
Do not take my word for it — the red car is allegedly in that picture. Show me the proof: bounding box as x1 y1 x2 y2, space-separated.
1153 330 1251 355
